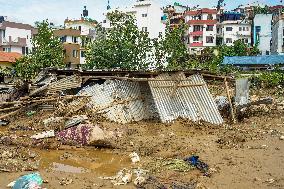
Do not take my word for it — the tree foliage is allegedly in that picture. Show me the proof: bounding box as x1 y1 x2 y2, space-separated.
85 11 152 70
14 20 64 79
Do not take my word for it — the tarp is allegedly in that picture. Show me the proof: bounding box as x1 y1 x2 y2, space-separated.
222 55 284 66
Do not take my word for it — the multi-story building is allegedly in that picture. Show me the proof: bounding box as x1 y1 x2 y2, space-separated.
271 12 284 54
55 6 97 68
162 2 189 28
217 12 251 46
253 14 273 55
184 8 218 54
102 0 166 39
0 19 36 55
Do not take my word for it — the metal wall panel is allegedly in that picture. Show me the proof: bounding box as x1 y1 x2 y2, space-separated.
148 73 223 125
48 75 82 93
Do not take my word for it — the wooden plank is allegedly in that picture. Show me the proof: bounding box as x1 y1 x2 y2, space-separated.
224 77 236 123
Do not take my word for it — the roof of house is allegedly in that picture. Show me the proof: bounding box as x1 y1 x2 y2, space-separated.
222 55 284 65
185 8 218 16
0 51 22 63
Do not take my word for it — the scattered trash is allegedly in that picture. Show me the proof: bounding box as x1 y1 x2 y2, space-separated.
280 136 284 140
64 115 88 129
129 152 140 163
59 178 73 186
30 130 55 140
8 173 43 189
26 111 36 117
266 178 275 184
100 168 132 185
184 156 209 176
163 159 194 172
171 182 197 189
0 119 9 126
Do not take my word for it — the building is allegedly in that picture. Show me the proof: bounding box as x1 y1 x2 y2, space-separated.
253 14 272 55
55 6 97 67
217 12 251 46
53 29 83 68
162 2 189 28
102 0 166 39
0 51 21 69
271 11 284 54
184 8 218 54
0 19 36 55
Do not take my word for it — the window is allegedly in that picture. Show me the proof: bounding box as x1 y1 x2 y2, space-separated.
103 20 107 23
226 38 232 43
60 36 66 43
239 27 242 31
206 25 213 31
81 51 85 57
243 27 246 31
79 26 81 31
72 36 78 43
246 27 249 31
226 27 233 31
207 14 213 20
73 50 78 58
142 14 147 17
193 25 202 32
206 36 214 43
3 47 11 52
25 47 29 55
142 27 147 32
193 36 200 42
22 47 25 55
255 26 261 33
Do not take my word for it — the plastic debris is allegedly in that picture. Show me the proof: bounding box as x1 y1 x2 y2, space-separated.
0 119 9 126
8 173 43 189
100 168 132 185
26 111 36 117
129 152 140 163
184 156 209 176
30 130 55 140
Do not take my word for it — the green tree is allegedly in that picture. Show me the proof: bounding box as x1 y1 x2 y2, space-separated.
153 24 188 69
85 11 152 70
14 20 64 79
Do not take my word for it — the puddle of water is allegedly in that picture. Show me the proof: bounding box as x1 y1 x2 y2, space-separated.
52 162 90 173
35 148 130 176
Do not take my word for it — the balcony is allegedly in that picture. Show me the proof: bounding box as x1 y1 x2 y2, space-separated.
190 42 203 47
190 31 203 36
0 36 27 47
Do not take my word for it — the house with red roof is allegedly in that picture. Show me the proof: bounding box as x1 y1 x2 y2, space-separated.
0 51 21 69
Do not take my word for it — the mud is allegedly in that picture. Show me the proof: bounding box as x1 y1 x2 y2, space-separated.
0 87 284 188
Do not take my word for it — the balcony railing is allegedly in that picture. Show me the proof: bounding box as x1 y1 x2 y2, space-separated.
0 36 27 47
190 42 203 47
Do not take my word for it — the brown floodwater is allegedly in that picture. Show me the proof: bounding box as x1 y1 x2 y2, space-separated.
35 148 131 176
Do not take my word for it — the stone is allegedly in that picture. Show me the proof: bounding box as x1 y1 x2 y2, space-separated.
280 136 284 140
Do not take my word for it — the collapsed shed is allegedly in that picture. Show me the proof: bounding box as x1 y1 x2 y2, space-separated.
1 69 225 125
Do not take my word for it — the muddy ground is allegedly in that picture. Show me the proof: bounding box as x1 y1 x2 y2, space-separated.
0 85 284 189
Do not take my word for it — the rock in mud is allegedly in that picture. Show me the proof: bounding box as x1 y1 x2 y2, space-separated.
56 124 116 147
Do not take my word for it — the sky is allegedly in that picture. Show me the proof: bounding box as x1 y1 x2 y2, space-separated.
0 0 281 26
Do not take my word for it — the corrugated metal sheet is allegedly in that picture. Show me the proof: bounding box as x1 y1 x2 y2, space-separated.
78 80 149 124
222 55 284 65
48 75 82 93
148 73 223 125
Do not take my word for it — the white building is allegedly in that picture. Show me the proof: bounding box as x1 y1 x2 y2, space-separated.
102 0 166 39
253 14 272 55
0 20 36 55
184 8 218 54
271 13 284 55
217 12 251 46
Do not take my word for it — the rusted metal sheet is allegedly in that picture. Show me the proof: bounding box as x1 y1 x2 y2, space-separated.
78 80 149 124
148 73 223 125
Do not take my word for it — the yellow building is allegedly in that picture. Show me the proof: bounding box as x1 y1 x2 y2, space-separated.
0 51 22 69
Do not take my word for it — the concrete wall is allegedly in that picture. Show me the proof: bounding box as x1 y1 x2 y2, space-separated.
254 14 272 55
271 20 283 54
221 23 251 46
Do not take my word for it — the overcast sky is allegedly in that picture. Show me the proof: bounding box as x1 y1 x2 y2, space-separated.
0 0 281 26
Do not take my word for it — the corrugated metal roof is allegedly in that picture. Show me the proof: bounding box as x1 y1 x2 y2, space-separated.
78 80 149 124
222 55 284 65
148 73 223 125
